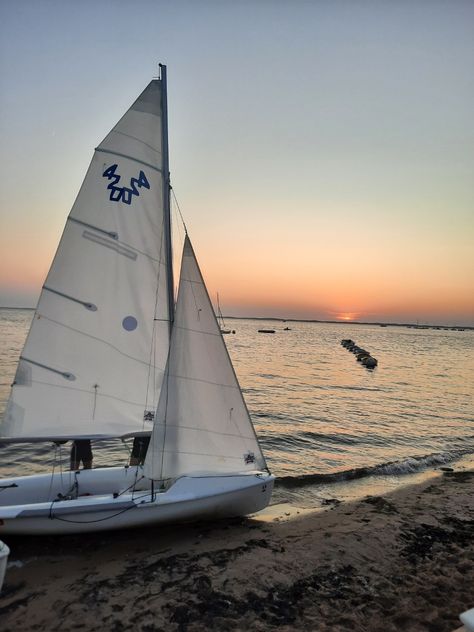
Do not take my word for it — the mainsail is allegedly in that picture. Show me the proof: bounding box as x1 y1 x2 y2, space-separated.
2 79 171 441
144 236 267 480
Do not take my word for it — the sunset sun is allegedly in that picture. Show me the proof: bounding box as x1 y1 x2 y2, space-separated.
336 312 360 322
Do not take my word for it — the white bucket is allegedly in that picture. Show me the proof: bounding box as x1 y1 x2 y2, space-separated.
0 540 10 592
460 608 474 632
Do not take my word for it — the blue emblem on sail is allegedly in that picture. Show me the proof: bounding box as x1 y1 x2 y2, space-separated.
102 164 150 205
244 452 256 465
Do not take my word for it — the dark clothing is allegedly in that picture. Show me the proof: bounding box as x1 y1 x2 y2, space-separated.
70 440 93 468
131 436 150 464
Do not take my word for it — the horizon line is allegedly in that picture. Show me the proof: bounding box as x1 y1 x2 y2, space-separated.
0 306 472 331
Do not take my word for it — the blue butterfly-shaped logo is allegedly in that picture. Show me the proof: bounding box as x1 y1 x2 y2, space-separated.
102 164 150 205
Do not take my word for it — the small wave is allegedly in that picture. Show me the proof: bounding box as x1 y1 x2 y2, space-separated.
325 384 387 393
275 449 472 489
262 429 394 450
300 431 361 446
252 412 289 421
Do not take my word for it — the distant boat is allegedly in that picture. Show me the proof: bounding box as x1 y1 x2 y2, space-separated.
216 293 234 334
258 329 276 334
283 327 291 331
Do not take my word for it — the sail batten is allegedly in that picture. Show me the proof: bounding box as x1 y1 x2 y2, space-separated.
68 217 118 239
20 357 75 381
42 287 98 311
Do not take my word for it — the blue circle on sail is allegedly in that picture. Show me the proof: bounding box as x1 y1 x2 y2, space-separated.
122 316 138 331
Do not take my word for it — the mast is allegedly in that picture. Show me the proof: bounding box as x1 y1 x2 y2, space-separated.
217 292 225 328
159 63 174 329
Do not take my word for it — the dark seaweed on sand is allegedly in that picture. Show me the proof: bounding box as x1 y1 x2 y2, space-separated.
400 518 474 565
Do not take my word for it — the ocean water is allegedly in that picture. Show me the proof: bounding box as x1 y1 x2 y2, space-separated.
0 308 473 503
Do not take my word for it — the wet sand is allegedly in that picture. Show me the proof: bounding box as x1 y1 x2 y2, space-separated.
1 469 473 631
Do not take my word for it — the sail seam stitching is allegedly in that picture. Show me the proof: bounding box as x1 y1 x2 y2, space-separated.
151 422 259 441
173 324 221 337
95 148 162 173
165 372 240 389
28 378 152 407
36 314 165 369
109 130 160 155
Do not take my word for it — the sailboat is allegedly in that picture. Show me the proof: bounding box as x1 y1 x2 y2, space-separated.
216 293 233 335
0 65 274 535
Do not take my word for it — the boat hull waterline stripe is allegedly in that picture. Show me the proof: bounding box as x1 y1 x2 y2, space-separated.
6 474 271 520
19 500 136 518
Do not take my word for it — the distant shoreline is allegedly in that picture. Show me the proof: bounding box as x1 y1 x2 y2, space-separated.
0 305 472 331
225 315 474 331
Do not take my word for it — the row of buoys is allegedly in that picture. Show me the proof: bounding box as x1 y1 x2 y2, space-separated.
341 339 378 369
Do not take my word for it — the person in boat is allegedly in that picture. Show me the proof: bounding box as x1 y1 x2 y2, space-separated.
130 436 151 466
70 439 93 470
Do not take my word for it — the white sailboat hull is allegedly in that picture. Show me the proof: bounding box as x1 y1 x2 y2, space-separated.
0 467 274 535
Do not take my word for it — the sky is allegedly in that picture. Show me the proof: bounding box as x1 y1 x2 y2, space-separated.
0 0 473 326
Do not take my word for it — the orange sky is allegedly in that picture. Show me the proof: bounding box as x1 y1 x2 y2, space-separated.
1 191 473 326
1 1 473 327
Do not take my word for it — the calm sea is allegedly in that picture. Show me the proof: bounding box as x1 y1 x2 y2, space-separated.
1 308 473 503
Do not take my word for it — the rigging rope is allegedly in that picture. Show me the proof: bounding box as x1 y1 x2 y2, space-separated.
48 501 138 524
171 187 187 235
47 443 59 501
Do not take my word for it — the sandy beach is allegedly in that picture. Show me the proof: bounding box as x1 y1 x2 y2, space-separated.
1 468 473 632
